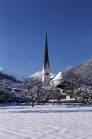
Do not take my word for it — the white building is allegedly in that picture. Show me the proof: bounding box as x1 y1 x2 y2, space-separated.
50 72 63 86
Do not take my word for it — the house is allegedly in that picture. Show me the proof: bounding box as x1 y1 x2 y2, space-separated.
56 80 80 100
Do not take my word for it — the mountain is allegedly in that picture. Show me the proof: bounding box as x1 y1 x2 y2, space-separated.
64 58 92 85
0 72 18 83
29 71 55 80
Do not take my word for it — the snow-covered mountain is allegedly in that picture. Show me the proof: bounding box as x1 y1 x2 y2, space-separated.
65 58 92 85
29 71 55 80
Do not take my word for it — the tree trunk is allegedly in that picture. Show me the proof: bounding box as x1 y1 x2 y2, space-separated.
31 96 34 107
32 101 34 107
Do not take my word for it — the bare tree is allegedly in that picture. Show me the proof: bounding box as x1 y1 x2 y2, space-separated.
73 86 91 104
43 85 62 104
17 78 45 106
0 79 12 103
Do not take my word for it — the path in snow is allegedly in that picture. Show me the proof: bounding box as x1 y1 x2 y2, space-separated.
0 105 92 139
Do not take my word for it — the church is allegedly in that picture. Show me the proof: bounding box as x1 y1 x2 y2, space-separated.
41 31 76 101
42 30 63 86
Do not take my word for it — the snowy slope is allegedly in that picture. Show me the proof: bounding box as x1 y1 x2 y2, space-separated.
0 105 92 139
65 58 92 85
29 71 55 79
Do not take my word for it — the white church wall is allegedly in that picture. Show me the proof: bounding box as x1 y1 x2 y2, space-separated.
50 79 61 86
42 62 50 85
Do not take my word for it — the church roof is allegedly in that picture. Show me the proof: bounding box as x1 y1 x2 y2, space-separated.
50 72 63 82
43 31 50 69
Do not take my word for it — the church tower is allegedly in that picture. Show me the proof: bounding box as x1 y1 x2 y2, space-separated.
42 29 50 85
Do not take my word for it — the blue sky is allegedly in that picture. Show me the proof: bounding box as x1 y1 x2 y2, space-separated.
0 0 92 80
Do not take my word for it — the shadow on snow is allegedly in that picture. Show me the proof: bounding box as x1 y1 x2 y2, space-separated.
4 109 92 113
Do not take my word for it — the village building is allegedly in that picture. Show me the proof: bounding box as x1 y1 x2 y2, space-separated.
56 80 80 100
50 72 63 86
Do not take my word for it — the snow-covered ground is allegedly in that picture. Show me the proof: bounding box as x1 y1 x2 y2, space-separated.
0 104 92 139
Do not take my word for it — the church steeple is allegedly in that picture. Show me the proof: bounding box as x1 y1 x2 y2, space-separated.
42 28 50 85
43 30 50 69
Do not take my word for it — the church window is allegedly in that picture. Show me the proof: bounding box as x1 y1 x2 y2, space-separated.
46 73 49 75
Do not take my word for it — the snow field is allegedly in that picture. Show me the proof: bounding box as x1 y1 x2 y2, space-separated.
0 105 92 139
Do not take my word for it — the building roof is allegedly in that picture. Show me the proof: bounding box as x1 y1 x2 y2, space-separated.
50 72 63 82
56 80 80 89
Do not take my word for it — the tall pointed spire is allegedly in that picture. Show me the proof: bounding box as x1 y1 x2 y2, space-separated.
42 27 50 85
43 27 50 69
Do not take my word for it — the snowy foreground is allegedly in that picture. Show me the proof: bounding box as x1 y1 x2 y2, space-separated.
0 104 92 139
